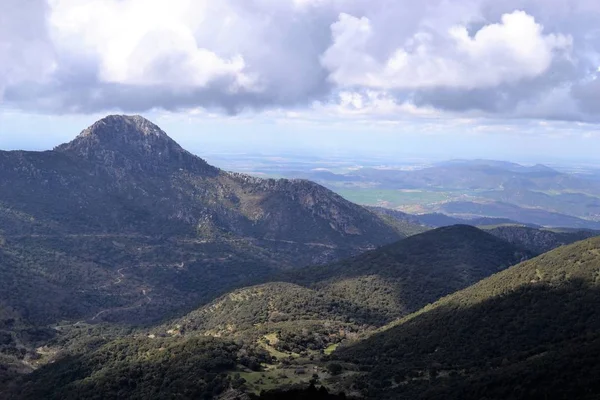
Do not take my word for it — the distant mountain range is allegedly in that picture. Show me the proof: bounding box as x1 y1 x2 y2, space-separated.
2 115 600 399
368 206 599 255
367 206 540 230
287 159 600 230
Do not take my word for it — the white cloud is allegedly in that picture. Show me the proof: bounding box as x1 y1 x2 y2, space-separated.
312 90 439 120
322 11 572 90
48 0 256 90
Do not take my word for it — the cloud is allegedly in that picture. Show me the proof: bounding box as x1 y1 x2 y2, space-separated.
47 0 256 89
322 11 572 90
0 0 55 98
3 0 600 123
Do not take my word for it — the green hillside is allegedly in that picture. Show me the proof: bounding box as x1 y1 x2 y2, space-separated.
156 282 384 355
486 225 599 254
337 236 600 399
293 225 530 321
4 336 270 400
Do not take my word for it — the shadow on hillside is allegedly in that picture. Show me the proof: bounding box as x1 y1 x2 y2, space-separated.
3 337 261 400
11 280 600 400
250 383 351 399
285 226 530 319
337 278 600 400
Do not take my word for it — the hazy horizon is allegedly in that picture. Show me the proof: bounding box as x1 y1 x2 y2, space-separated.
1 112 599 169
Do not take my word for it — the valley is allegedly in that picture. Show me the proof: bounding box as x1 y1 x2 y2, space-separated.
1 116 599 400
6 1 600 398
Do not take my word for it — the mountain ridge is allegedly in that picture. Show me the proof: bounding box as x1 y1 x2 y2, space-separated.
0 115 401 332
336 236 600 399
290 225 531 321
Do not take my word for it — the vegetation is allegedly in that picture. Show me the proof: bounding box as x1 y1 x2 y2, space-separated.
4 336 270 400
486 225 599 255
0 115 402 342
292 225 530 320
4 116 600 399
336 237 600 399
155 282 381 357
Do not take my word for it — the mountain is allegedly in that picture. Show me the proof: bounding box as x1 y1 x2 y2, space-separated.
148 226 531 357
365 207 598 255
414 213 537 228
486 225 599 255
291 225 530 322
154 282 384 358
289 159 600 228
364 207 429 236
0 115 400 330
337 236 600 399
0 225 534 399
2 115 398 247
439 200 600 229
367 206 539 229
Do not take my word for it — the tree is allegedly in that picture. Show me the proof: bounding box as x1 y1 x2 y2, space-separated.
327 363 343 376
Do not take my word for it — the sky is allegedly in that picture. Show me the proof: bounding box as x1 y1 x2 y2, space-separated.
2 0 600 164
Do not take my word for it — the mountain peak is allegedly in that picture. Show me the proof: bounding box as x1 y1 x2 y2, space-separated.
82 114 168 137
59 114 178 151
55 114 217 175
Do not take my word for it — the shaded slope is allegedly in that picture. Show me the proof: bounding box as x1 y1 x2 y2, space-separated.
364 207 429 236
293 225 530 321
486 225 599 254
338 237 600 399
4 336 270 400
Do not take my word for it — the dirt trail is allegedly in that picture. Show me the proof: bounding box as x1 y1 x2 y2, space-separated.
91 268 152 322
114 268 125 284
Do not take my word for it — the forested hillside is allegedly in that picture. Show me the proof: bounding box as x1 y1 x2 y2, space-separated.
337 237 600 399
292 225 530 320
0 116 401 326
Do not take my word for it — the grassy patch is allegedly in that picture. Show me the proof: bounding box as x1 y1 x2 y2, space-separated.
334 189 457 208
259 334 299 360
324 343 339 355
233 366 318 394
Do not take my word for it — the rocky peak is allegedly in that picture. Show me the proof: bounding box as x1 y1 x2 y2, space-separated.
55 115 218 175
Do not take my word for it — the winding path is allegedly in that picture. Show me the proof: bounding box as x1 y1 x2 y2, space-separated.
91 267 152 322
